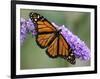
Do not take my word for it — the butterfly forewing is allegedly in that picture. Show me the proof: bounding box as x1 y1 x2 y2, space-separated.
37 20 56 33
36 33 55 48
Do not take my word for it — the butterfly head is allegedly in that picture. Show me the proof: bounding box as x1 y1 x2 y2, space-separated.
29 12 40 22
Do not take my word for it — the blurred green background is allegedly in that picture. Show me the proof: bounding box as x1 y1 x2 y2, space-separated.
20 9 90 70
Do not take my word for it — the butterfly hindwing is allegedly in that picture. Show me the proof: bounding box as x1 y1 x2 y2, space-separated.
36 33 55 48
46 37 58 58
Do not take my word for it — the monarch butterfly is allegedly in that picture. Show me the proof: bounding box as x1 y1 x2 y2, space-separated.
29 12 76 64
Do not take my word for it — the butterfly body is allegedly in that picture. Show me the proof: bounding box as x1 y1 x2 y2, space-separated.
30 12 76 64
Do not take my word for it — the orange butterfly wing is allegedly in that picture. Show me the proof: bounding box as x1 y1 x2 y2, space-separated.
36 18 57 48
30 13 57 48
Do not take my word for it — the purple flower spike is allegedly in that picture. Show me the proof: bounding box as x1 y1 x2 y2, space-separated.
52 23 90 61
20 18 35 45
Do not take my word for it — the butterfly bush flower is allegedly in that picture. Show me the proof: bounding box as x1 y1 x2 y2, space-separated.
20 18 90 60
20 18 36 45
52 23 90 60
